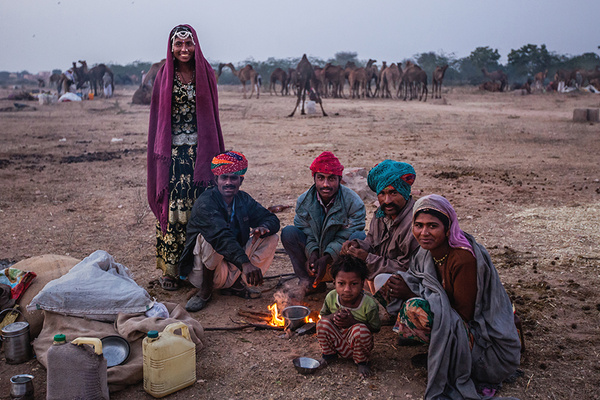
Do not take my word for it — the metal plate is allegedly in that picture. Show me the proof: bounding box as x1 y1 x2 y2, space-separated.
101 335 130 368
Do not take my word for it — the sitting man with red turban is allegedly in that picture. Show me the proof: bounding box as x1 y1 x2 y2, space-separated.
281 151 366 295
179 151 280 312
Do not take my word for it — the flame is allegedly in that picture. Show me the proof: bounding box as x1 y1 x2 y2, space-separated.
306 313 321 324
268 303 286 327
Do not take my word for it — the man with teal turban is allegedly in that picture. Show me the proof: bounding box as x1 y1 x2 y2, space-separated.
179 151 280 312
341 160 420 316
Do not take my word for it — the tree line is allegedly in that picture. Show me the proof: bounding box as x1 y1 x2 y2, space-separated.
2 44 598 87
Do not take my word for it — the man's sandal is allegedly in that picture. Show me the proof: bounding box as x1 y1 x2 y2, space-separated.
159 276 180 291
185 294 211 312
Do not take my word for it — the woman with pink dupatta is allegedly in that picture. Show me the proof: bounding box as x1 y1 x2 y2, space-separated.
391 194 521 399
147 25 224 291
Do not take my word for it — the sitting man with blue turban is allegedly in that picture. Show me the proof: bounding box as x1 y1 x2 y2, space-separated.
179 151 280 312
341 160 419 316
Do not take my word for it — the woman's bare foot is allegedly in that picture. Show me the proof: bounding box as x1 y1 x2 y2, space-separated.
358 363 373 378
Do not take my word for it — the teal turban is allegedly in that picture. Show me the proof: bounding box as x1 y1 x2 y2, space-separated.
367 160 416 200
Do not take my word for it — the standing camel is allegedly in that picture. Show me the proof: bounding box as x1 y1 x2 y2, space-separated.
380 63 401 98
218 63 261 99
287 68 298 95
432 65 449 99
364 59 379 97
269 68 288 96
481 68 508 92
401 62 427 101
288 54 327 117
323 63 345 98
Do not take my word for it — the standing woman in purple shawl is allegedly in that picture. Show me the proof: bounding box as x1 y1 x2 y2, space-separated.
147 25 224 291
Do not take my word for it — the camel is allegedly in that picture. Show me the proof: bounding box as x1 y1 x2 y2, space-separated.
313 66 326 95
346 61 372 99
432 65 449 99
288 54 327 117
577 66 600 86
364 59 379 97
218 63 261 99
269 68 288 96
287 68 298 95
321 63 344 98
380 63 401 98
131 59 166 105
481 68 508 92
479 81 501 92
533 69 548 90
49 72 71 95
401 62 427 101
74 60 114 97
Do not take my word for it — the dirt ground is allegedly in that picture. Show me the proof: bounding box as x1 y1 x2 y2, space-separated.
0 84 599 399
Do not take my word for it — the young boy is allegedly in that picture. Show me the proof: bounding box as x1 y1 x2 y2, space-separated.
316 254 381 378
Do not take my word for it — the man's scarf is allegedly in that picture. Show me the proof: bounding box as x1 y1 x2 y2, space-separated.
147 24 225 232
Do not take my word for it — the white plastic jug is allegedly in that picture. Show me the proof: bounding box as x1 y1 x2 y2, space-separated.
143 322 196 398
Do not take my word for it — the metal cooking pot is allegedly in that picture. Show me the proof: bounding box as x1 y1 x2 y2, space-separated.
282 306 310 331
1 321 32 364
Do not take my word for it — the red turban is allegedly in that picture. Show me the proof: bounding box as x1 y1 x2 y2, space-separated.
309 151 344 176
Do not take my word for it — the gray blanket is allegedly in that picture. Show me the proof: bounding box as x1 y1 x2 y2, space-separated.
400 233 521 400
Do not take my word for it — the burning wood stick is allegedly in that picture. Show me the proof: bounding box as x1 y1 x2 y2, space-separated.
237 309 272 322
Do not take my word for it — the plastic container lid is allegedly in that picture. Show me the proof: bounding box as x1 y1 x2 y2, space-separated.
147 330 158 338
53 334 66 342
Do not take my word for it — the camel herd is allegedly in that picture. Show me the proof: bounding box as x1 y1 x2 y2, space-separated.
261 58 439 103
126 55 600 112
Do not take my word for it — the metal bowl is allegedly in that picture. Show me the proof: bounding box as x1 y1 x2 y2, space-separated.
282 306 310 331
101 335 130 367
292 357 320 375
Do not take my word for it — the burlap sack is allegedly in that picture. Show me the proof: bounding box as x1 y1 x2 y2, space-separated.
13 255 80 338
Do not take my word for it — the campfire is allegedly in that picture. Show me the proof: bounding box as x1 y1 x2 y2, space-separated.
267 303 286 327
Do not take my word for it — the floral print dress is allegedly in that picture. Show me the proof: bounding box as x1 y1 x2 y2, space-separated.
155 76 206 278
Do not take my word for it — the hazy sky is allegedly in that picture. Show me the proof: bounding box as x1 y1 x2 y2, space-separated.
1 0 598 73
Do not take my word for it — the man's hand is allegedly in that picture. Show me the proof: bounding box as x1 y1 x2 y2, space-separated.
333 308 357 329
306 251 320 276
386 274 415 300
250 226 270 242
340 240 358 255
241 262 263 286
312 254 332 287
345 245 368 261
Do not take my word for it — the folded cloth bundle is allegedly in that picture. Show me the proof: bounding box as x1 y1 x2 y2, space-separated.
0 267 37 301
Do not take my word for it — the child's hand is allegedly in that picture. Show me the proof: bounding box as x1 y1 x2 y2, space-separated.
333 308 357 329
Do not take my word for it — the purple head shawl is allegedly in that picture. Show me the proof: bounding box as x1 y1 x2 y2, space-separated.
413 194 475 257
147 24 225 233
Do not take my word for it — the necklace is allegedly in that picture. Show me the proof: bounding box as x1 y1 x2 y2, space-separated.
433 253 448 265
176 70 195 100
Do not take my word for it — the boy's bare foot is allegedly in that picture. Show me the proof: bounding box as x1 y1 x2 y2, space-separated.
317 354 337 370
358 363 373 378
317 357 329 370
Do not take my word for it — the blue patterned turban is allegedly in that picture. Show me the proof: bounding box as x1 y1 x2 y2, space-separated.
367 160 416 200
